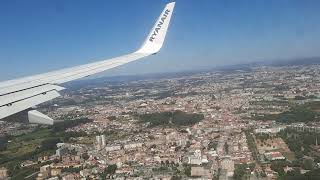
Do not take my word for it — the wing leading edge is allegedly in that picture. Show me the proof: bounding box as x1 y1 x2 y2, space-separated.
0 2 175 124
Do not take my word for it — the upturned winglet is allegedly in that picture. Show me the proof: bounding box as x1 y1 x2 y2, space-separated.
136 2 175 54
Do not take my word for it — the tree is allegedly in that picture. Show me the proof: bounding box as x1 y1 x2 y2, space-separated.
224 142 229 154
166 160 170 166
82 153 89 160
184 165 191 176
171 176 182 180
106 164 117 174
302 159 314 170
108 116 117 121
208 141 218 150
233 164 249 180
171 161 175 167
287 168 301 177
291 159 302 167
137 111 204 127
270 161 286 177
0 136 8 151
161 161 165 166
52 118 92 132
40 138 60 151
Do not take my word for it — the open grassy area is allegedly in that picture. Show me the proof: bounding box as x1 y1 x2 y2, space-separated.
281 151 295 162
72 136 94 144
0 118 92 178
1 128 52 157
253 101 320 123
0 128 55 179
255 136 295 161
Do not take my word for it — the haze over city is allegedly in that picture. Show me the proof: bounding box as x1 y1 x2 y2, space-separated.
1 0 320 81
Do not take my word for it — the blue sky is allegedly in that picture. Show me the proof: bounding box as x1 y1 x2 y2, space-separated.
1 0 320 81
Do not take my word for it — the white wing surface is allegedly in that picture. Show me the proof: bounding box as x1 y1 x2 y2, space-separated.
0 2 175 124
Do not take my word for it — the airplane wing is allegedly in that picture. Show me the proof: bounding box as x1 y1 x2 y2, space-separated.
0 2 175 125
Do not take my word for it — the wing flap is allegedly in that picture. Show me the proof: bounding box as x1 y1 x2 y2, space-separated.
0 90 61 119
0 84 65 106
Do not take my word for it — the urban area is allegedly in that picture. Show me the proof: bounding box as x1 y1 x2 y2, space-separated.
1 62 320 180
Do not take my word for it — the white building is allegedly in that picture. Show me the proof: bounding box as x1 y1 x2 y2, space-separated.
101 135 106 148
0 167 8 179
105 145 121 152
254 126 286 134
96 135 107 150
220 156 234 177
96 135 102 150
124 142 143 150
264 152 285 161
188 150 202 165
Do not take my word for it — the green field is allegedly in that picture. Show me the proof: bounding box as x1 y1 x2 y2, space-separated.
1 128 52 157
0 128 55 179
253 101 320 123
0 118 92 179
